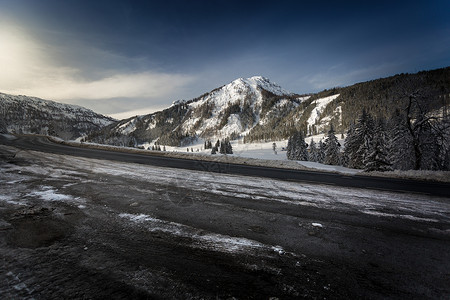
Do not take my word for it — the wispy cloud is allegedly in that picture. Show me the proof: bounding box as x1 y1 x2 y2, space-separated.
0 21 196 109
15 71 196 101
299 62 401 92
108 105 170 120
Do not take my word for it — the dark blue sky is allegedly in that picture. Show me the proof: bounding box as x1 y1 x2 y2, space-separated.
1 0 449 117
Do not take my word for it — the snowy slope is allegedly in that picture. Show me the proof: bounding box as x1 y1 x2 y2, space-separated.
307 94 340 127
0 92 115 139
182 76 296 137
237 76 292 96
306 94 340 135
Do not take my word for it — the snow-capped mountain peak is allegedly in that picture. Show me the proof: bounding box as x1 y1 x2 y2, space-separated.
96 76 302 146
229 76 292 96
187 76 293 110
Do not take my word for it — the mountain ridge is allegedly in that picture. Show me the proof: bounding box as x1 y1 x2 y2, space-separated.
86 67 450 147
0 92 115 140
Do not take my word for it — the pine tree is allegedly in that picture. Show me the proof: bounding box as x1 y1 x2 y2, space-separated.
418 119 441 170
128 137 137 148
219 140 226 154
343 123 356 167
317 140 325 163
434 117 450 170
324 126 341 165
286 135 294 160
344 110 375 169
340 149 349 167
225 138 233 154
286 131 308 161
363 119 391 172
204 140 212 150
309 139 318 162
388 109 415 170
0 118 6 134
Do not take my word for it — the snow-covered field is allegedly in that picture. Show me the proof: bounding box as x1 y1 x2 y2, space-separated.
58 132 450 182
181 138 358 175
143 134 335 162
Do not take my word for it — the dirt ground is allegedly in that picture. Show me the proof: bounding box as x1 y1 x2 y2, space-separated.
1 145 449 299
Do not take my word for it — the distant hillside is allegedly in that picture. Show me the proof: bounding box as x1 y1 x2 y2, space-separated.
0 93 115 140
86 67 450 147
327 67 450 130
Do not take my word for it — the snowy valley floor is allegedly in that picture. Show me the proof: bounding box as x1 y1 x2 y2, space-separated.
61 136 450 183
1 145 450 299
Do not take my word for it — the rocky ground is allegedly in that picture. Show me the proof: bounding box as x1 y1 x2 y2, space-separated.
1 145 449 299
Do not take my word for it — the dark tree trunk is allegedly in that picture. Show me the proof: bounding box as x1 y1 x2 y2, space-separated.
406 95 422 170
412 140 422 170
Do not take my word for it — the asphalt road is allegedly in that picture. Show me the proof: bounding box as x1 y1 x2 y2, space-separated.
1 134 449 197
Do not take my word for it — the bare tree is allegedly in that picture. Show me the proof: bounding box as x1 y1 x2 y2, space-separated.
402 86 450 170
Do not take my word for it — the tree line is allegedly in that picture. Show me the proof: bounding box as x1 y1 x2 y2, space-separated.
207 139 233 155
287 92 450 171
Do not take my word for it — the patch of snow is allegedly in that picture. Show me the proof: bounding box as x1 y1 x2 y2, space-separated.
146 121 156 130
361 210 439 223
6 180 21 184
119 213 289 256
119 213 160 223
118 119 137 134
260 99 297 125
311 223 323 228
28 186 84 204
241 76 292 96
181 115 201 133
220 114 243 137
171 99 187 107
306 94 340 134
297 95 311 102
297 161 359 175
336 105 343 126
0 195 12 201
0 195 26 206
